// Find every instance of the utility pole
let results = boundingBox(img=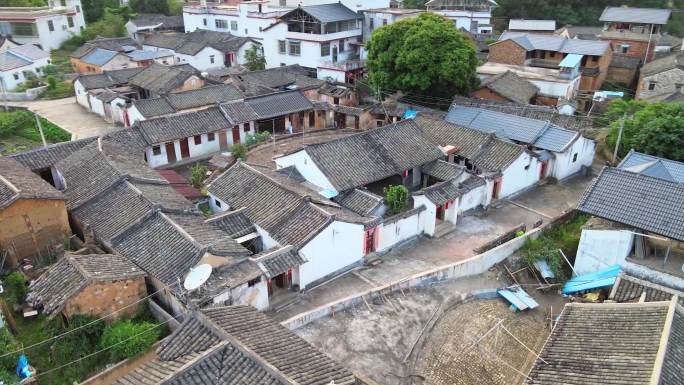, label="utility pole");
[34,112,47,147]
[0,79,8,112]
[612,113,626,165]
